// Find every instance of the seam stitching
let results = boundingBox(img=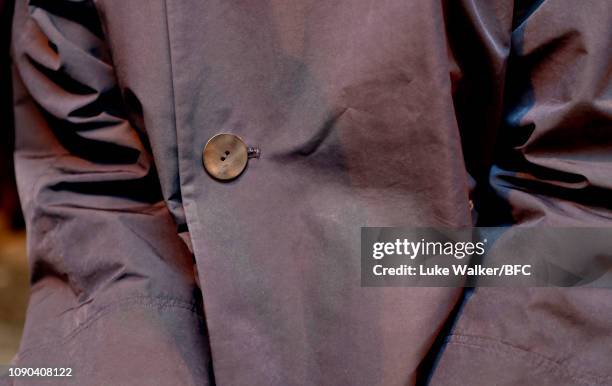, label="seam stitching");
[448,333,611,385]
[16,295,204,360]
